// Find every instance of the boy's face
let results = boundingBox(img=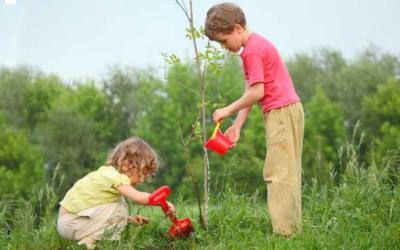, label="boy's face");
[212,24,244,53]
